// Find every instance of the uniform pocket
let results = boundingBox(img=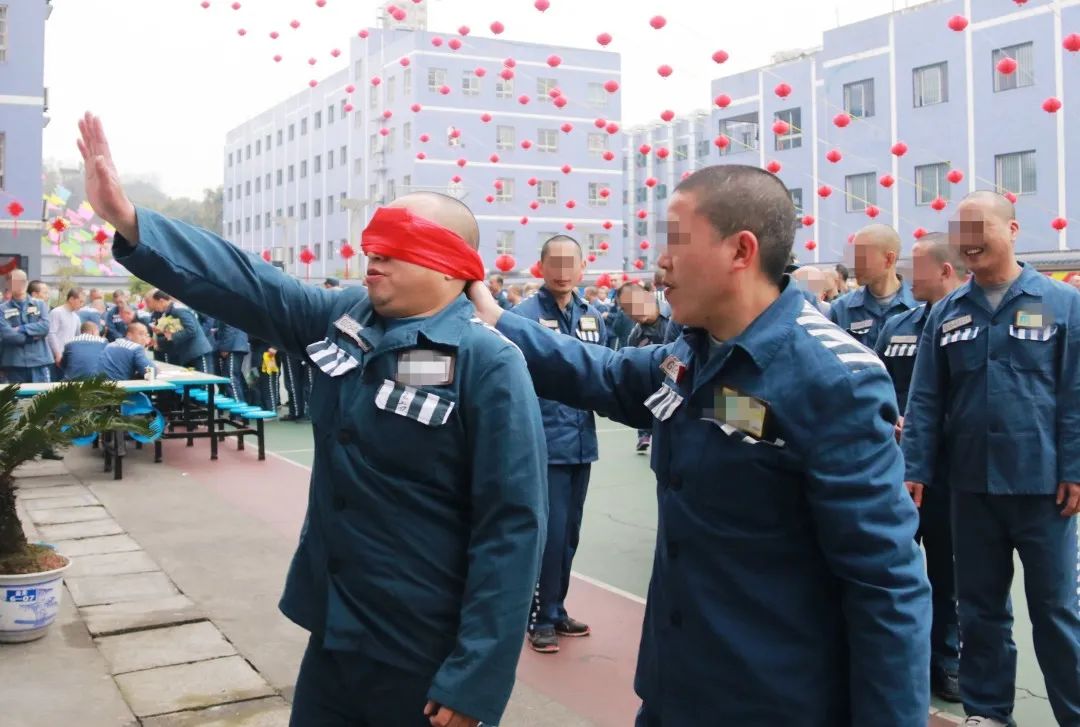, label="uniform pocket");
[939,326,983,372]
[1007,325,1057,372]
[373,379,454,426]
